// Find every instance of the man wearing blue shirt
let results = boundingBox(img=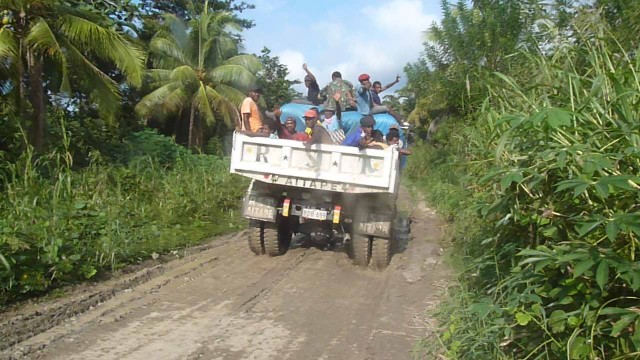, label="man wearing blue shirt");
[342,115,375,148]
[356,74,390,116]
